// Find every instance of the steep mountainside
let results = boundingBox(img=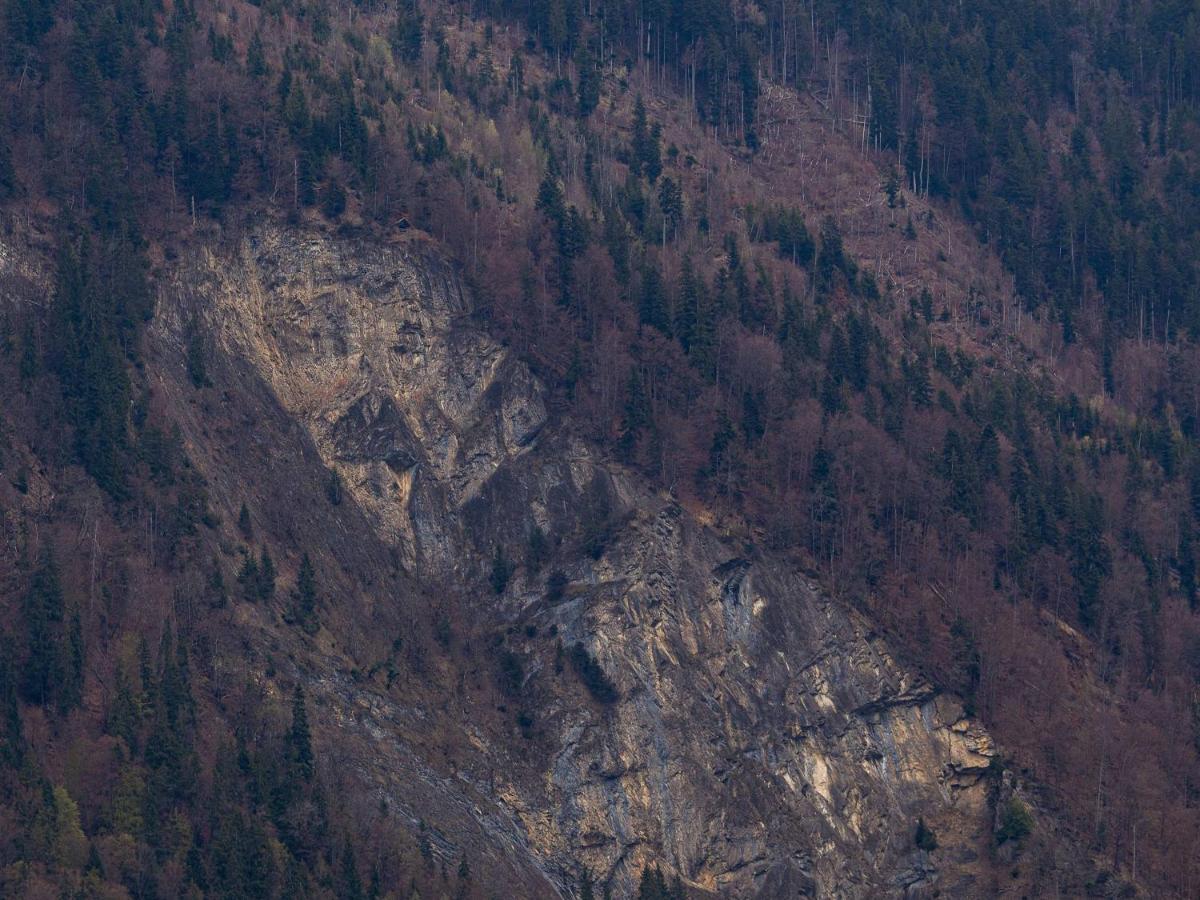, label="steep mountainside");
[2,0,1200,897]
[0,221,1015,897]
[153,224,1007,896]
